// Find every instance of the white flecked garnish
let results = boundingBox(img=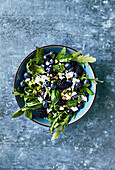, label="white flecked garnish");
[37,97,43,103]
[71,106,78,112]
